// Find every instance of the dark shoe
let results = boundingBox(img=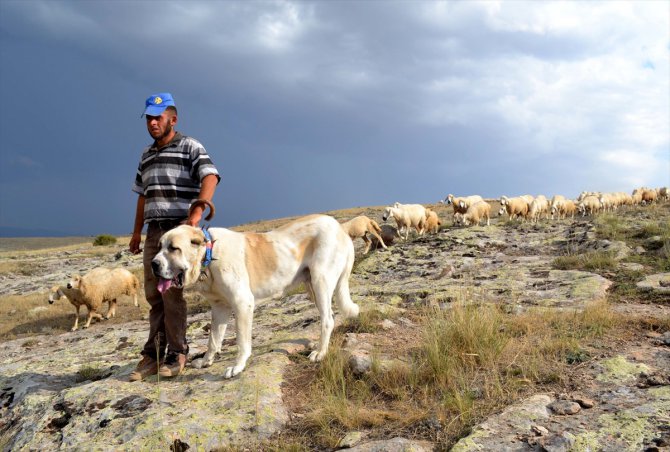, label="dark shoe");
[158,353,186,378]
[129,355,159,382]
